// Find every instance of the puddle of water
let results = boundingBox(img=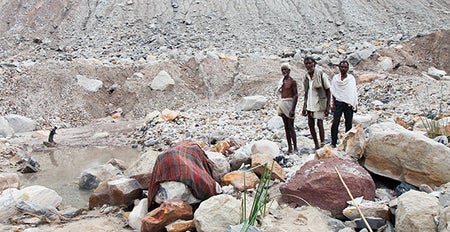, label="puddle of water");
[21,146,141,208]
